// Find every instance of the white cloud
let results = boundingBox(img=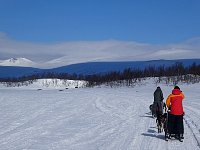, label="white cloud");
[0,32,200,68]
